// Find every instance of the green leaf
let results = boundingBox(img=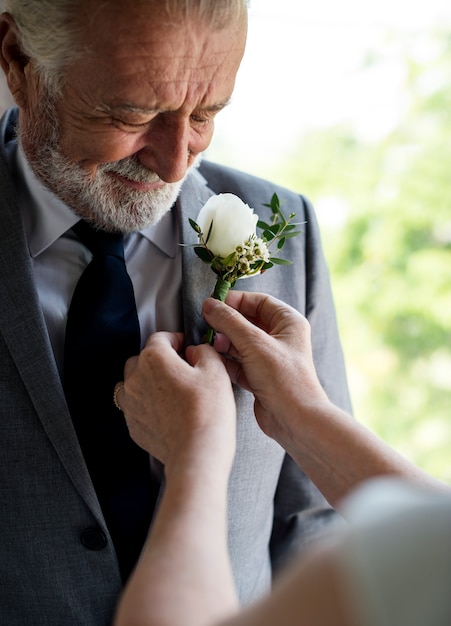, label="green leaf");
[284,223,304,232]
[283,230,303,239]
[270,193,281,212]
[193,246,213,263]
[257,220,272,230]
[267,223,282,235]
[189,218,202,234]
[262,229,276,242]
[262,193,281,213]
[277,237,286,249]
[221,251,237,266]
[270,257,292,266]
